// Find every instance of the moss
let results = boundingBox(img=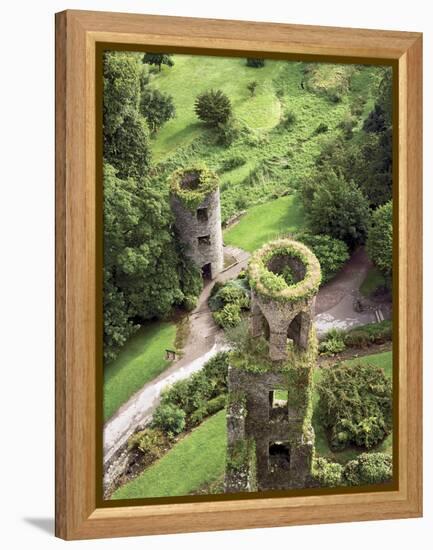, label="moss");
[169,164,219,210]
[248,239,321,304]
